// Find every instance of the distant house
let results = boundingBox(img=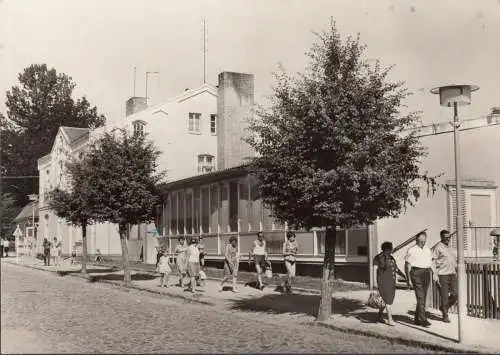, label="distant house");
[37,83,218,262]
[12,201,39,249]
